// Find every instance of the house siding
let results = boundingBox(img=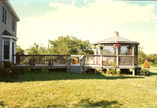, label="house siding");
[0,1,17,63]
